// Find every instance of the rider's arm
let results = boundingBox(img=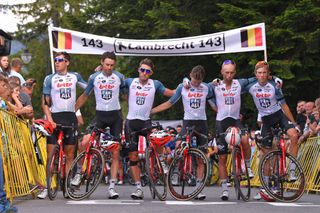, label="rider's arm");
[151,101,173,115]
[163,88,175,97]
[280,103,296,124]
[75,93,89,112]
